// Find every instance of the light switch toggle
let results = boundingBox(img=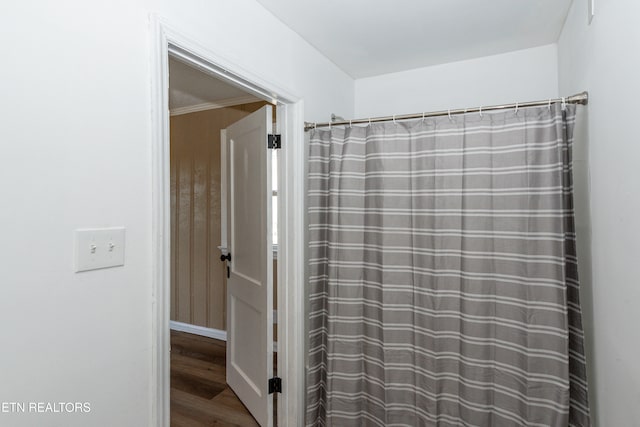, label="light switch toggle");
[75,228,126,272]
